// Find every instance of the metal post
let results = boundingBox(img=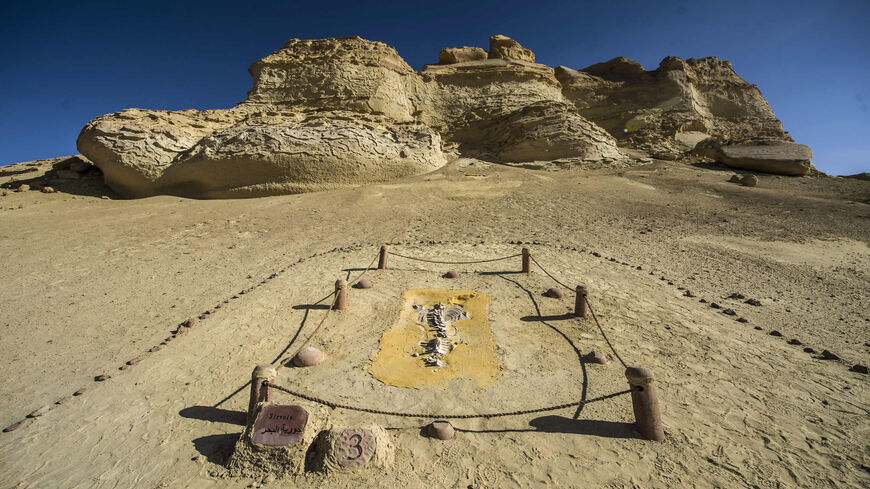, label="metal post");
[521,247,530,273]
[248,364,277,424]
[334,279,347,311]
[574,285,588,318]
[378,246,388,270]
[624,366,665,441]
